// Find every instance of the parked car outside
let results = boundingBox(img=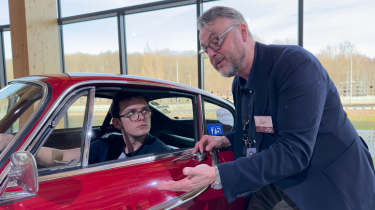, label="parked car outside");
[0,73,245,209]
